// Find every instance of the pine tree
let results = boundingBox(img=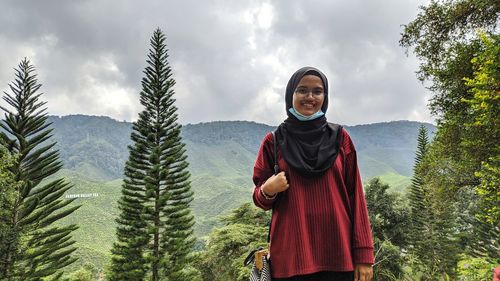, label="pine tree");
[109,29,196,281]
[407,125,439,277]
[0,59,80,280]
[408,125,428,243]
[409,125,460,278]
